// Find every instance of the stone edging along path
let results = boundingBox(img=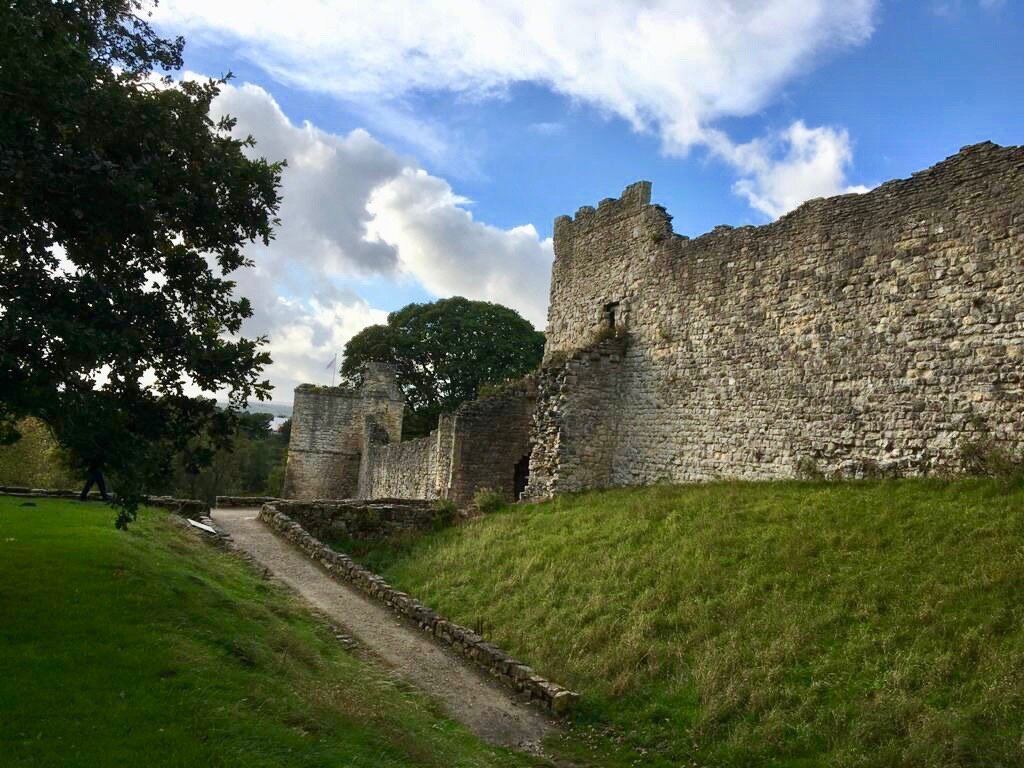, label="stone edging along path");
[259,501,580,716]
